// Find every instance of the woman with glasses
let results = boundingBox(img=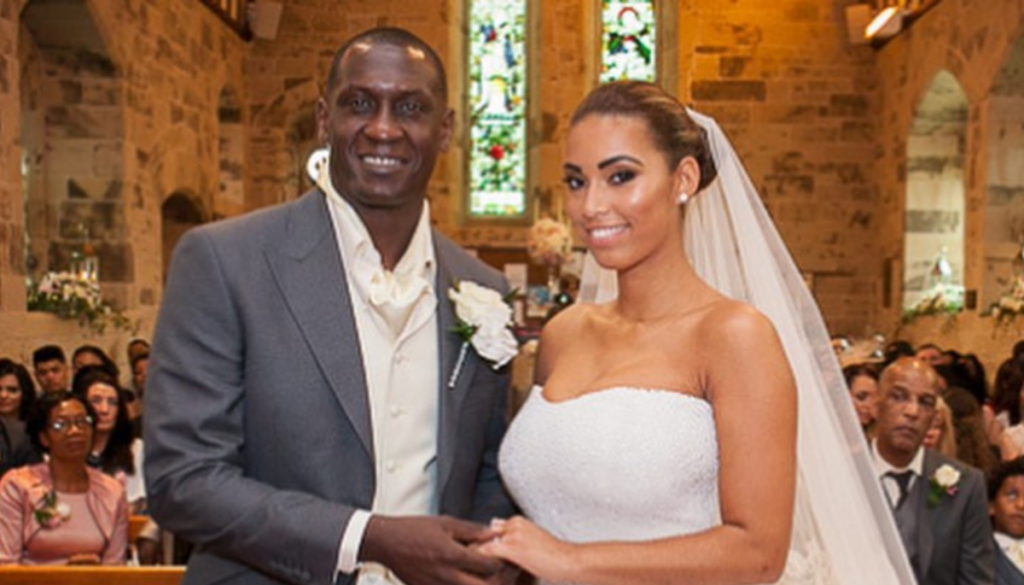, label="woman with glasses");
[0,391,127,564]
